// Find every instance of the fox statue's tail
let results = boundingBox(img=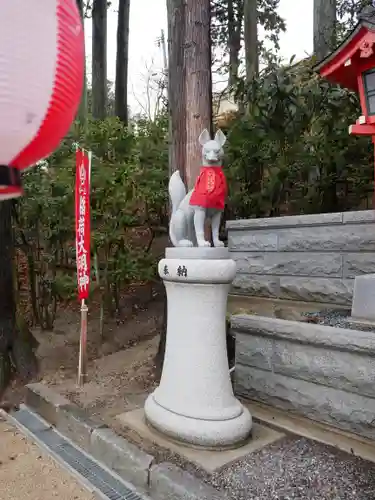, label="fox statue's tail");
[169,171,186,214]
[168,171,186,247]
